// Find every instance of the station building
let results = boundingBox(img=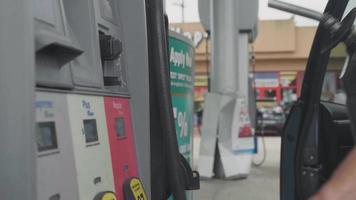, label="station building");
[170,19,319,108]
